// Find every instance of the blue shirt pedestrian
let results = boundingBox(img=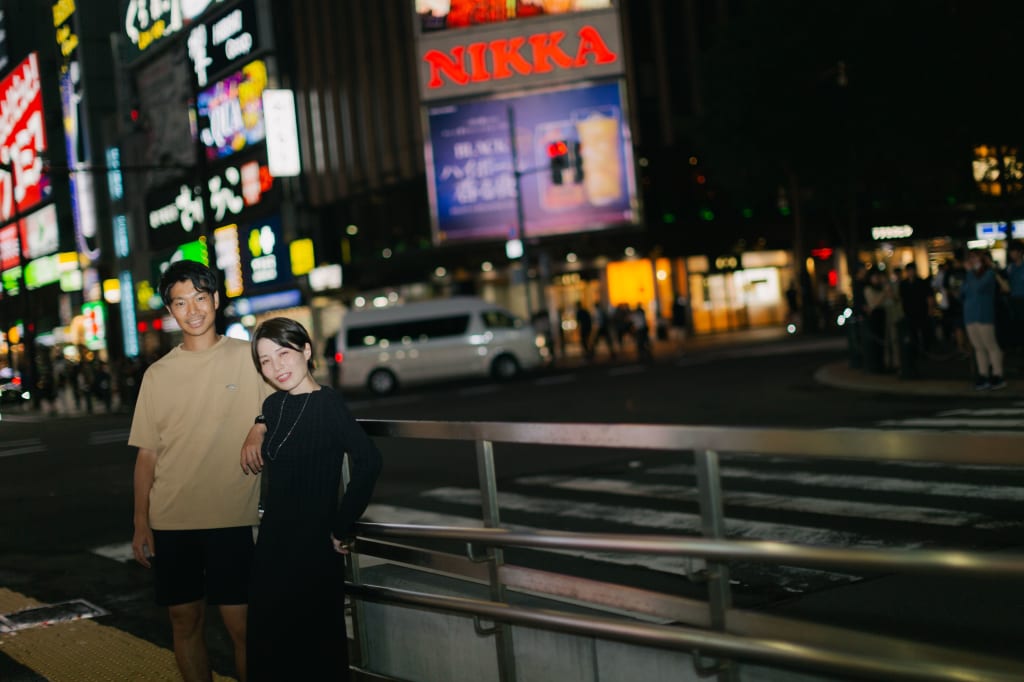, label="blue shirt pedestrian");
[962,268,997,325]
